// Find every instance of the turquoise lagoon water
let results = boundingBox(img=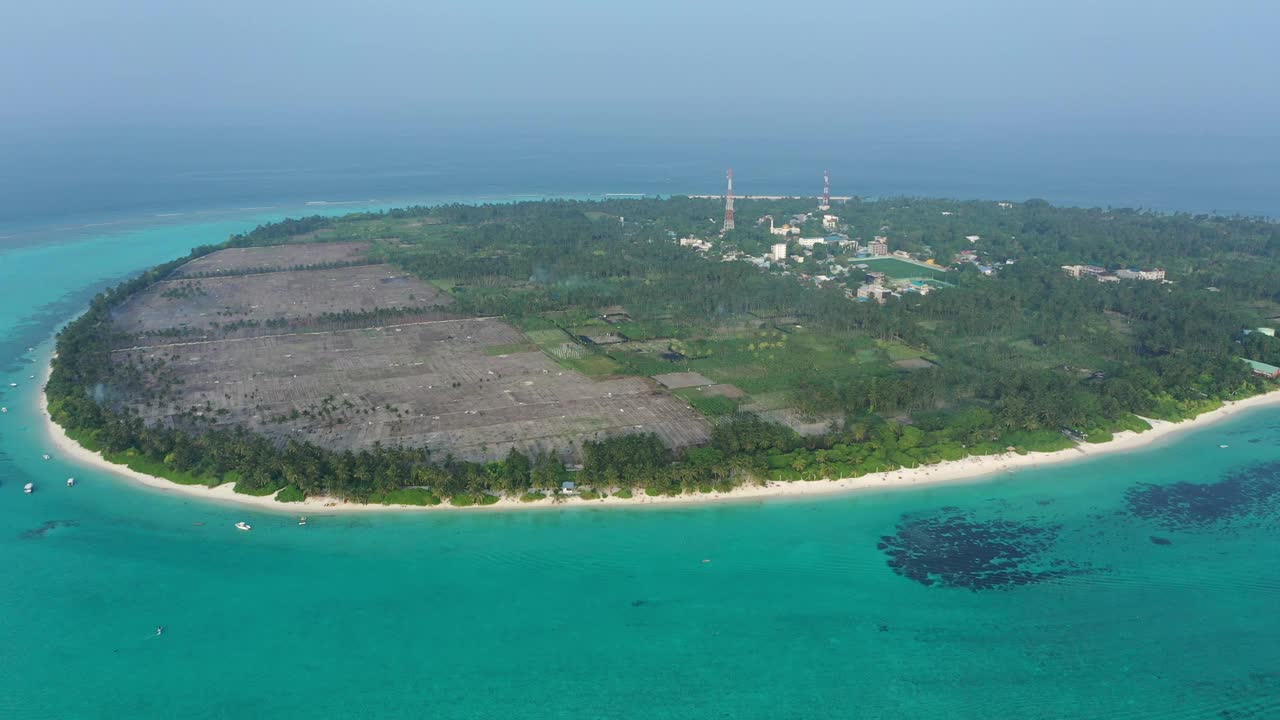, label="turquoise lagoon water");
[2,209,1279,719]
